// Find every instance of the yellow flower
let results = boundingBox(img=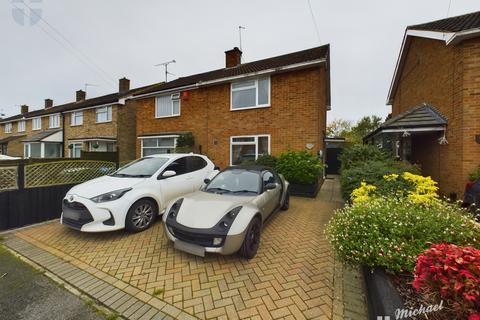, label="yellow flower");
[402,172,439,204]
[383,173,399,181]
[351,181,377,204]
